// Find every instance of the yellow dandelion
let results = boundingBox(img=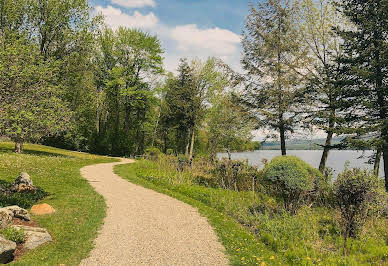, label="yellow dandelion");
[260,262,266,266]
[270,256,275,260]
[306,257,311,260]
[241,257,245,261]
